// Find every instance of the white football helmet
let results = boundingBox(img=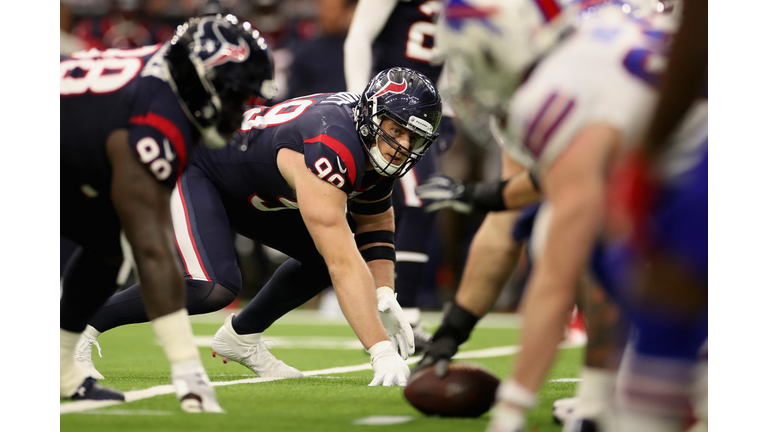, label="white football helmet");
[435,0,577,145]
